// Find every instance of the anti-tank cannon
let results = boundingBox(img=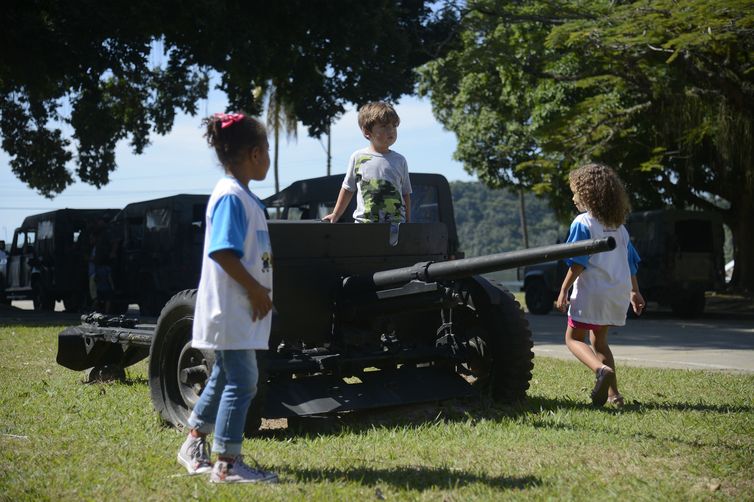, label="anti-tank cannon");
[57,173,616,435]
